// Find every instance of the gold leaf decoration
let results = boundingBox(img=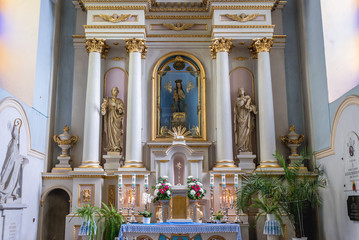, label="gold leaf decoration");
[225,13,259,22]
[234,57,248,61]
[98,14,132,23]
[162,22,195,31]
[110,57,125,61]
